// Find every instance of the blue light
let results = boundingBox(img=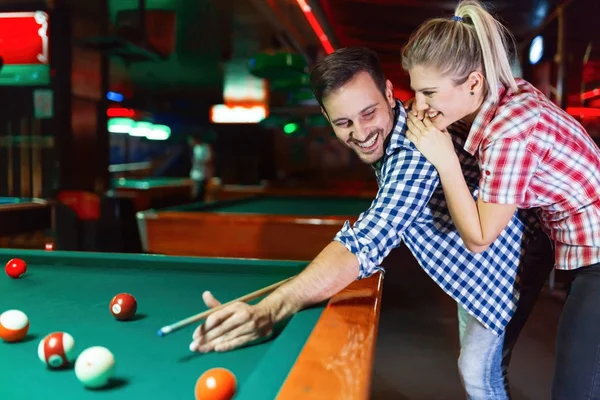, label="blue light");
[107,91,124,102]
[529,36,544,65]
